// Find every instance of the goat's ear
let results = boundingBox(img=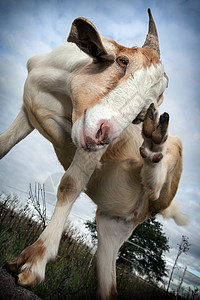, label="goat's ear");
[67,17,115,61]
